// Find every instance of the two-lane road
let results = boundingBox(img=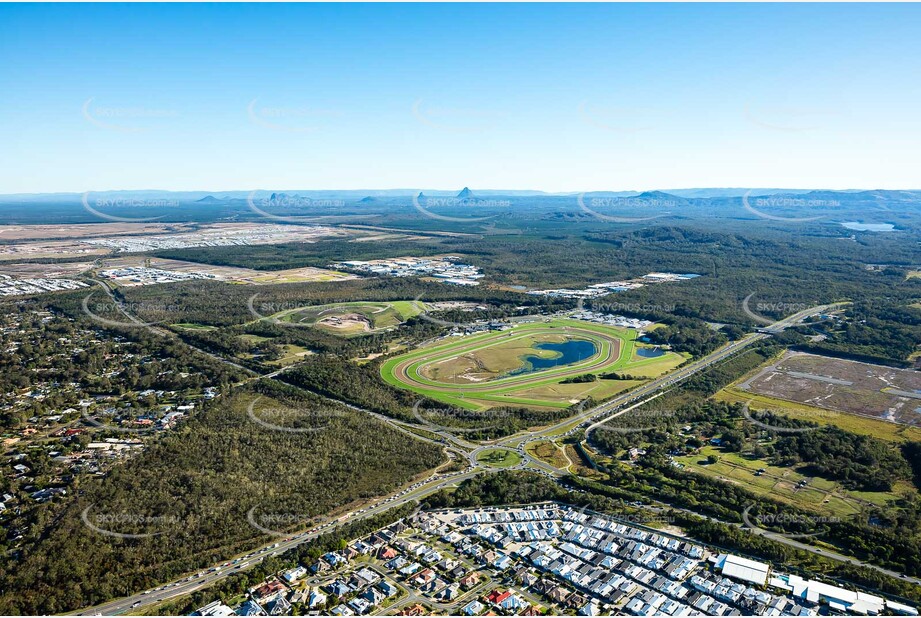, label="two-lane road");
[74,301,846,615]
[75,469,482,616]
